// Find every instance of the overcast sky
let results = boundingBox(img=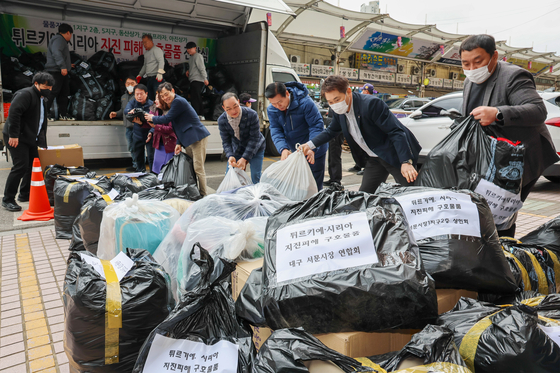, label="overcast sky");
[325,0,560,56]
